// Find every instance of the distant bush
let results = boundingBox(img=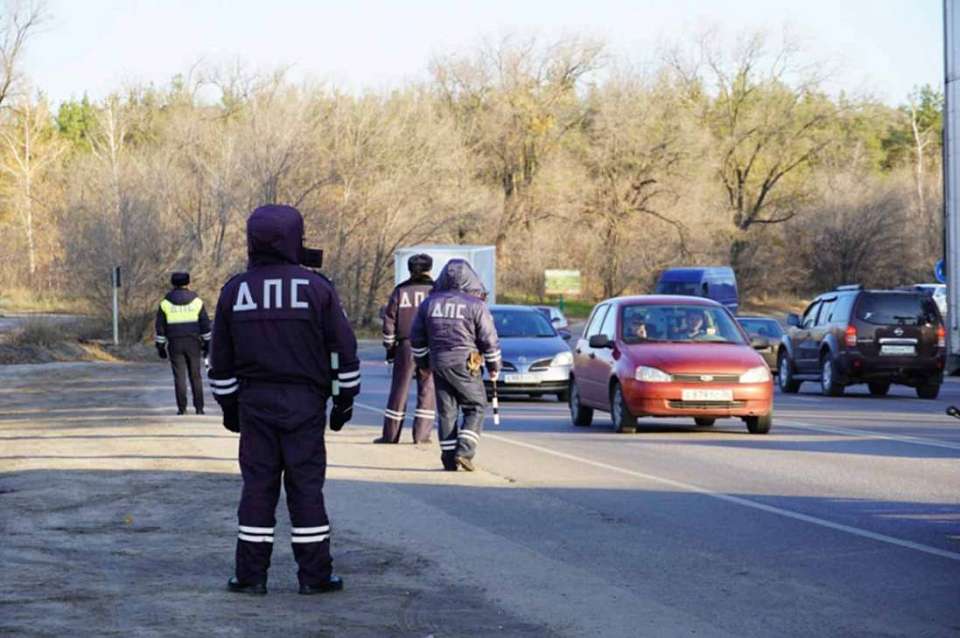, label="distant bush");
[11,318,73,347]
